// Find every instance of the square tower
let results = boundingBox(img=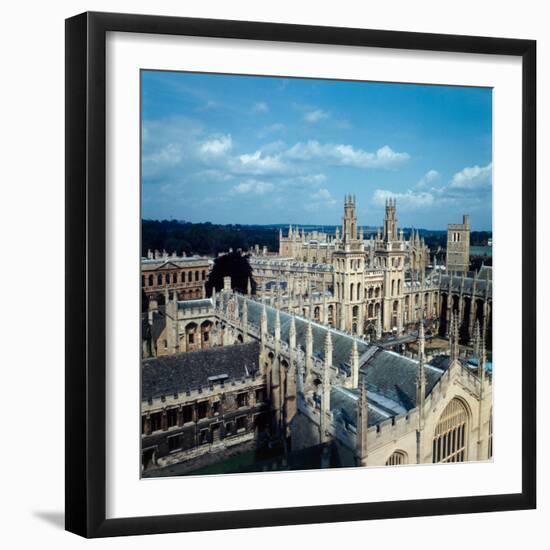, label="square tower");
[446,215,470,273]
